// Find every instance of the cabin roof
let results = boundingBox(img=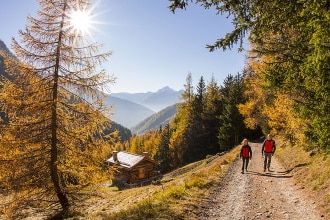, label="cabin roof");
[106,151,157,169]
